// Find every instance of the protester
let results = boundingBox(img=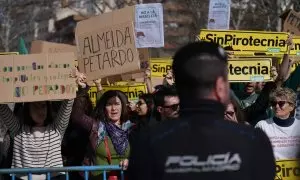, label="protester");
[0,73,83,180]
[128,41,275,180]
[71,89,133,180]
[129,94,157,145]
[255,87,300,160]
[61,82,94,179]
[162,70,175,88]
[225,98,248,125]
[154,86,179,121]
[240,82,260,108]
[135,94,156,128]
